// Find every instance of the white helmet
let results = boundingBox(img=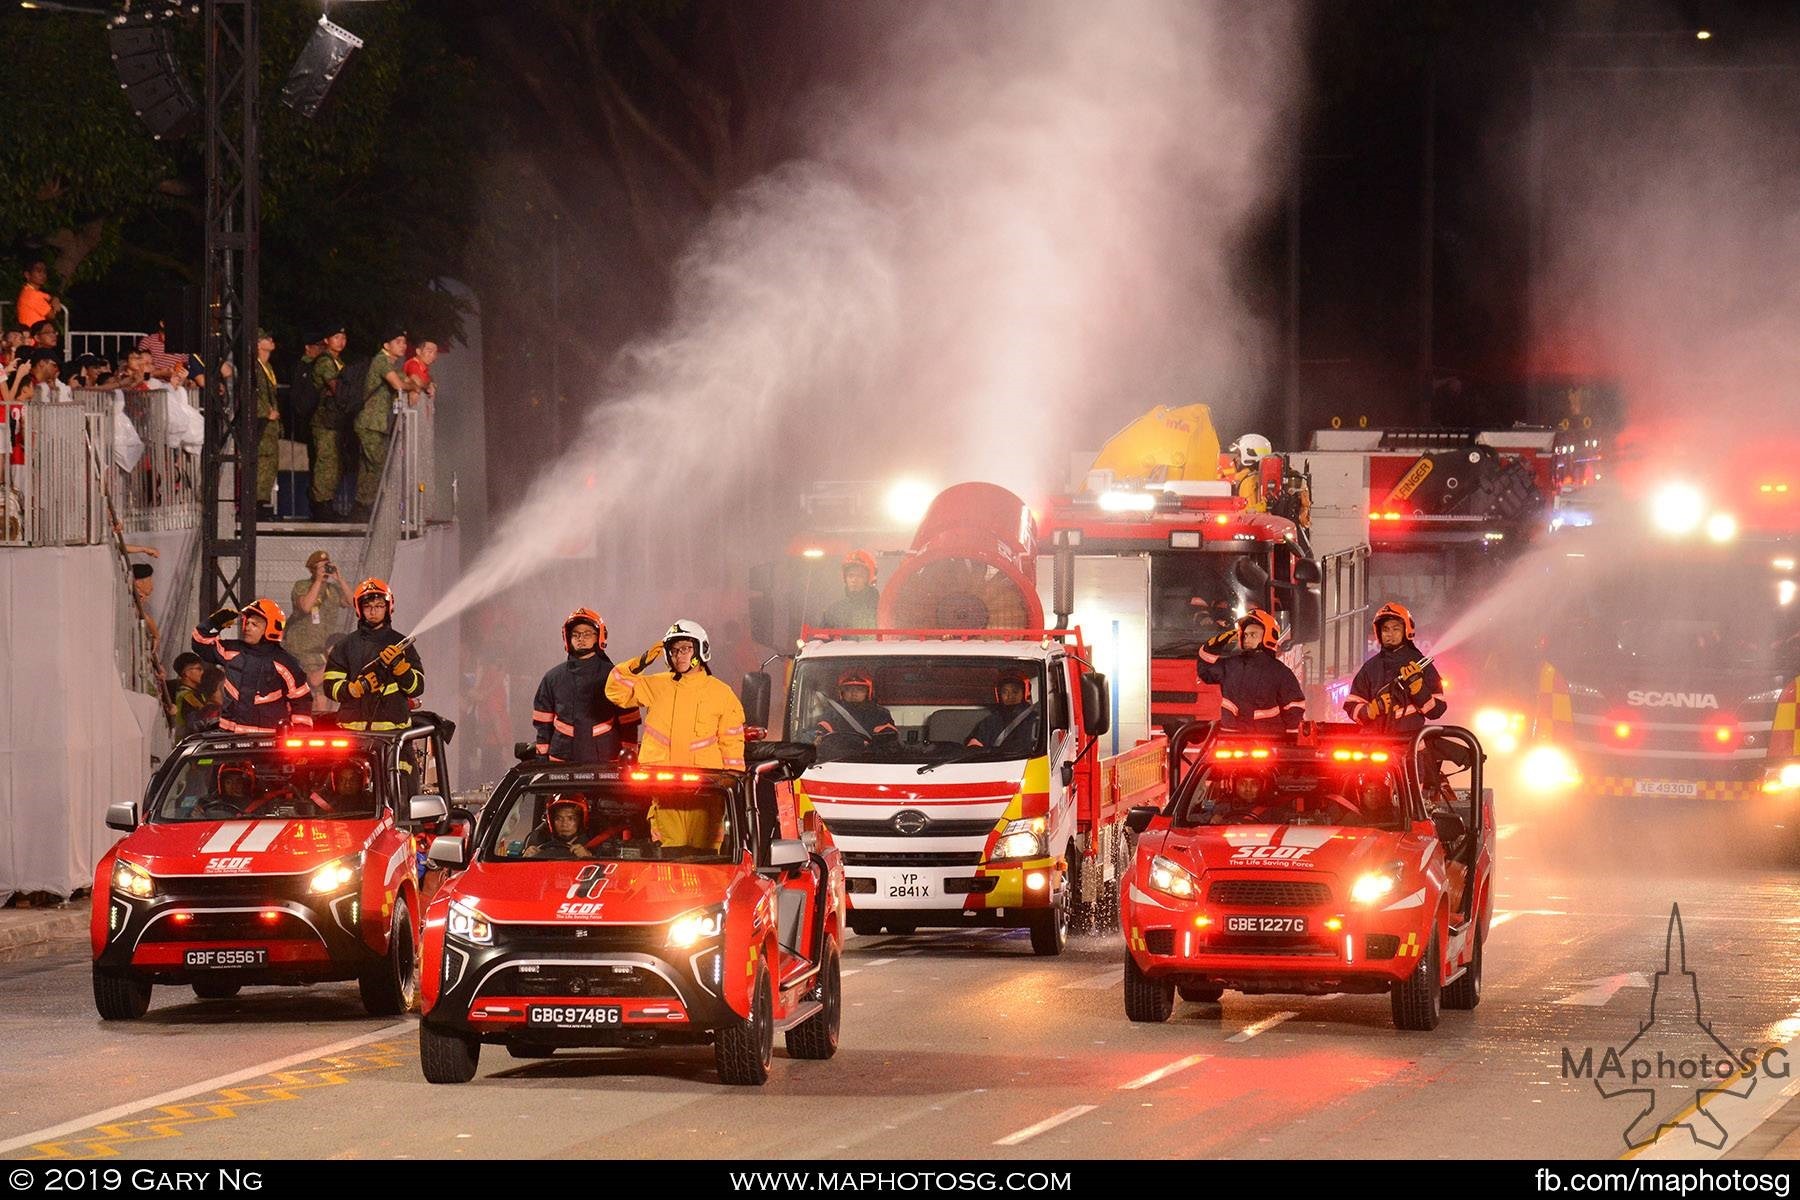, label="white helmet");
[1230,433,1272,468]
[663,619,711,663]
